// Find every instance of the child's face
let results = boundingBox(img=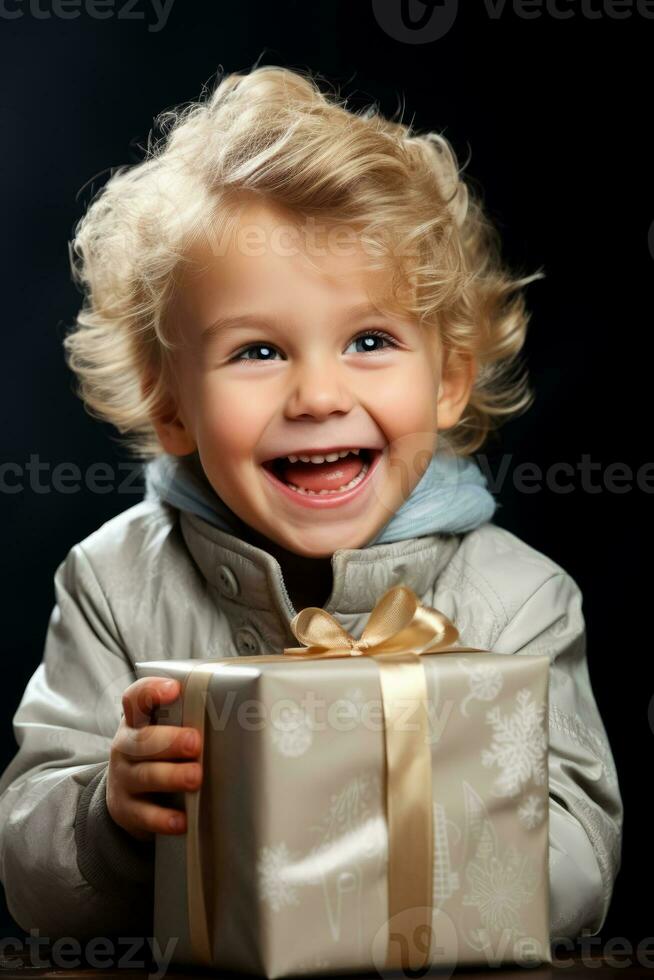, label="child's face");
[152,200,473,558]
